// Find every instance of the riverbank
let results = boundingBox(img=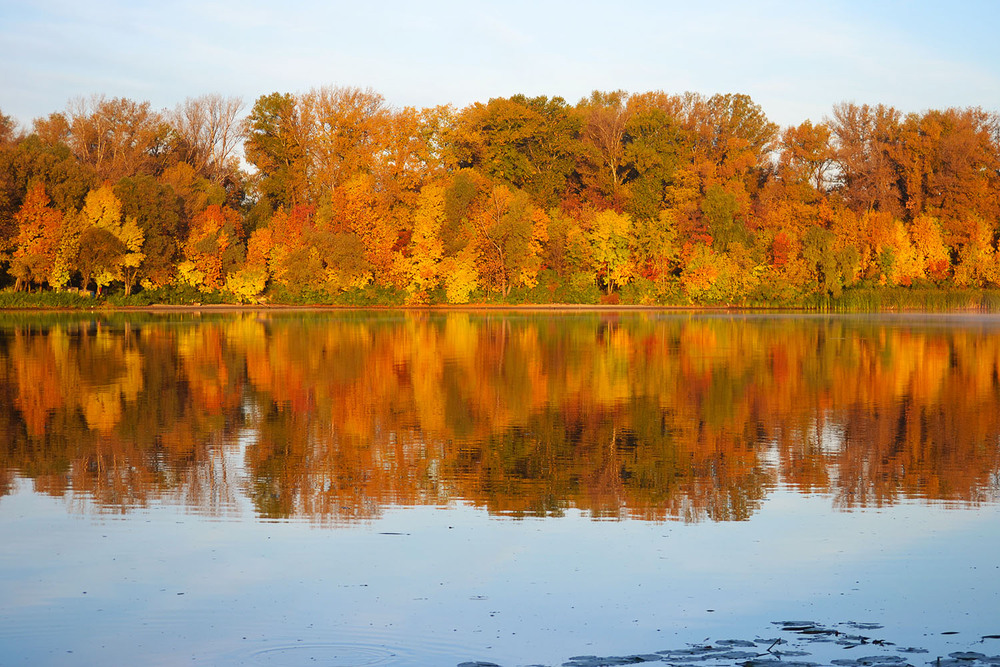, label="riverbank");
[4,285,1000,313]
